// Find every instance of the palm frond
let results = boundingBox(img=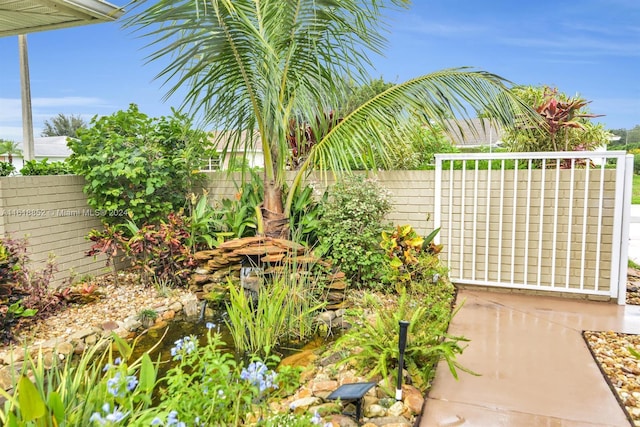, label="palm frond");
[301,68,541,176]
[127,0,409,182]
